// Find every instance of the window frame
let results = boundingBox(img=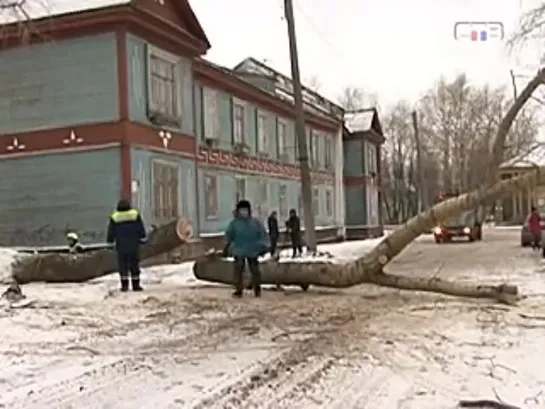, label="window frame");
[235,176,246,204]
[325,188,333,217]
[233,99,246,144]
[279,184,288,220]
[203,87,219,140]
[147,45,181,121]
[277,119,288,161]
[312,188,320,216]
[204,173,219,220]
[257,111,268,154]
[151,159,180,222]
